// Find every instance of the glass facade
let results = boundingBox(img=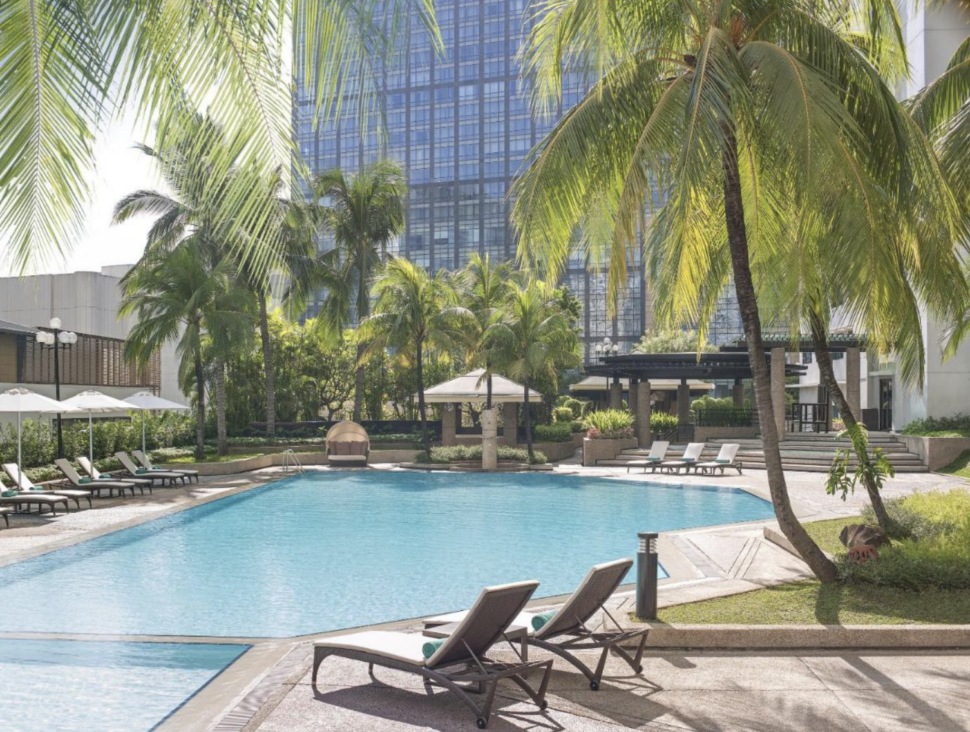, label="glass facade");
[293,0,648,357]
